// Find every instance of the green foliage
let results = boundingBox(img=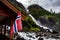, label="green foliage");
[28,4,60,25]
[8,0,26,14]
[28,4,53,19]
[54,13,60,22]
[8,1,60,32]
[22,16,40,32]
[27,4,60,32]
[8,0,41,32]
[30,27,40,31]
